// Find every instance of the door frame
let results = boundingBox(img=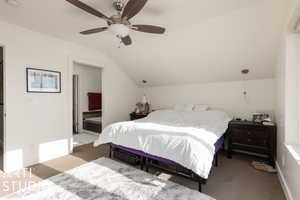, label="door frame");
[0,45,6,172]
[68,56,103,153]
[72,74,79,135]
